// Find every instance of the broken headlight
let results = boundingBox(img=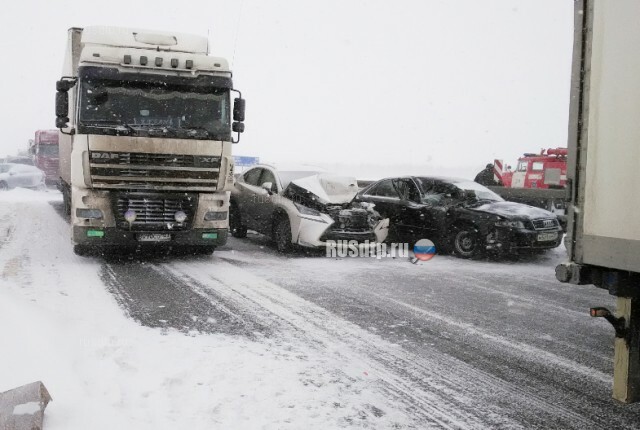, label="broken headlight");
[294,202,322,217]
